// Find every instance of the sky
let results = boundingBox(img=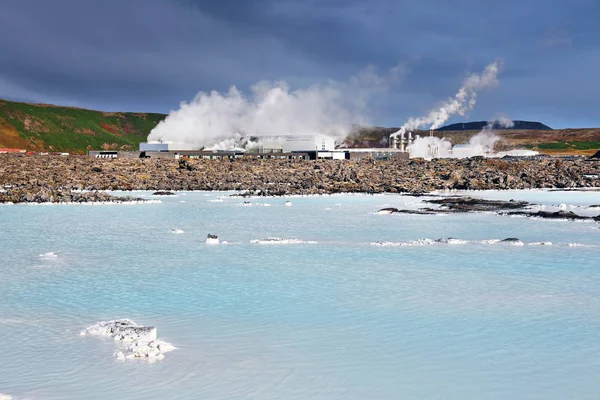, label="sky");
[0,0,598,129]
